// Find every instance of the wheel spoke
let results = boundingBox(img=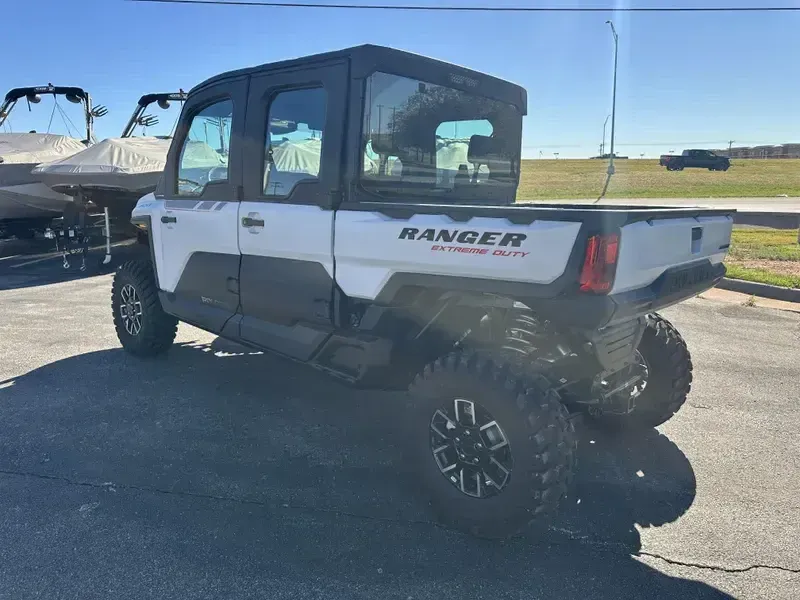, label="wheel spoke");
[454,399,476,426]
[479,420,508,451]
[431,409,456,440]
[485,457,510,490]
